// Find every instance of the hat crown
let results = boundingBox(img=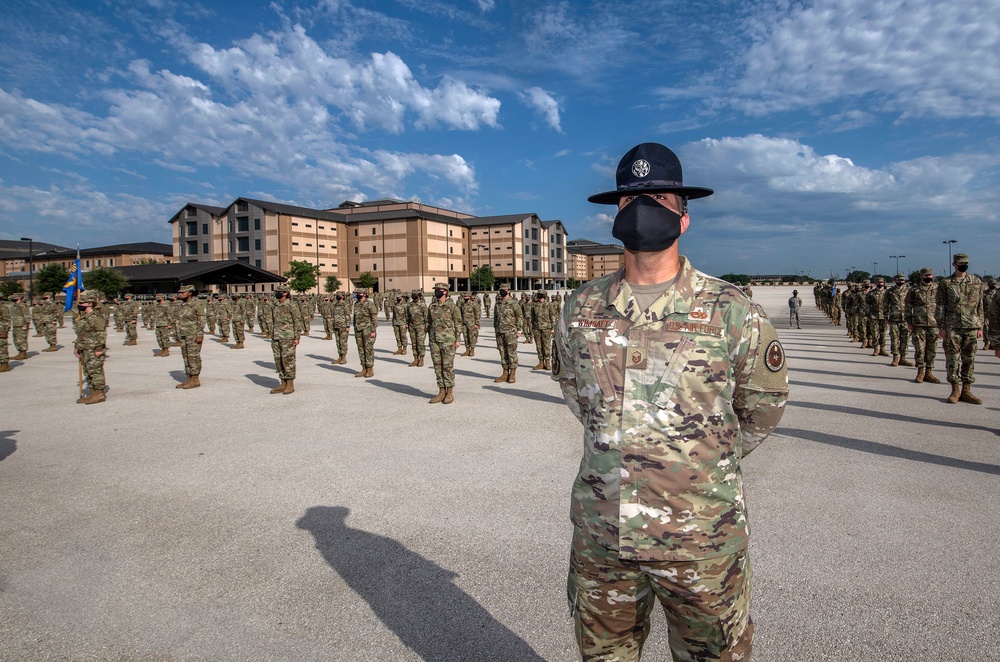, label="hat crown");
[616,143,683,191]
